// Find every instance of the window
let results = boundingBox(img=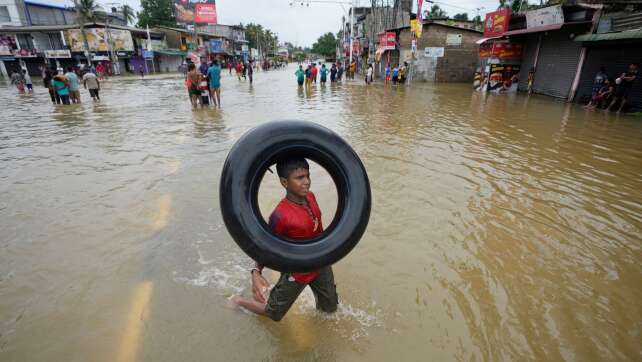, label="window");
[48,33,63,49]
[16,34,34,49]
[0,6,11,23]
